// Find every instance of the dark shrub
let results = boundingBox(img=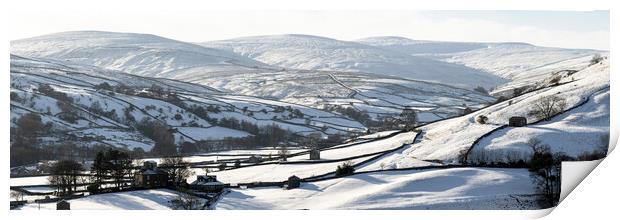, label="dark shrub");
[335,161,355,177]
